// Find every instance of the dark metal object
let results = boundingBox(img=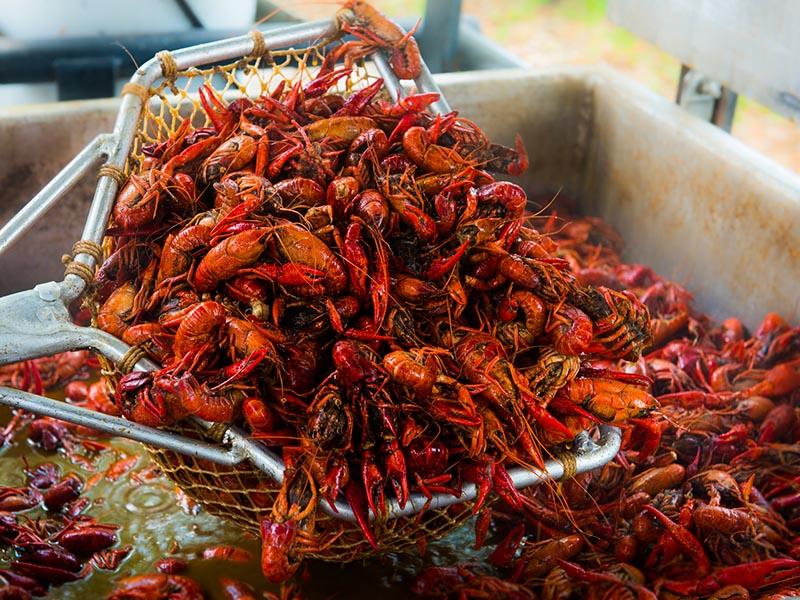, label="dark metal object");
[54,57,120,101]
[0,29,282,85]
[0,5,525,101]
[417,0,462,73]
[456,18,526,70]
[173,0,203,28]
[676,65,738,132]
